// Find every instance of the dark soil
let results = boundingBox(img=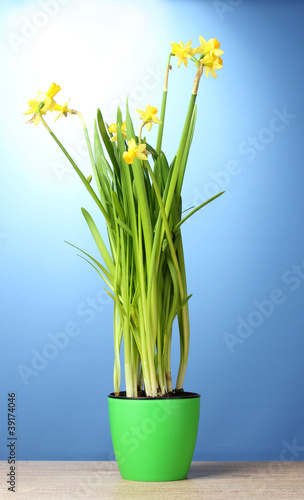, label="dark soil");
[108,390,200,399]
